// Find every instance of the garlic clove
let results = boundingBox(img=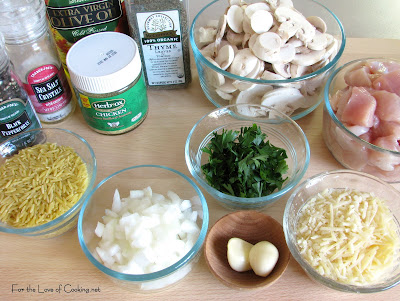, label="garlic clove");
[227,237,253,272]
[249,241,279,277]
